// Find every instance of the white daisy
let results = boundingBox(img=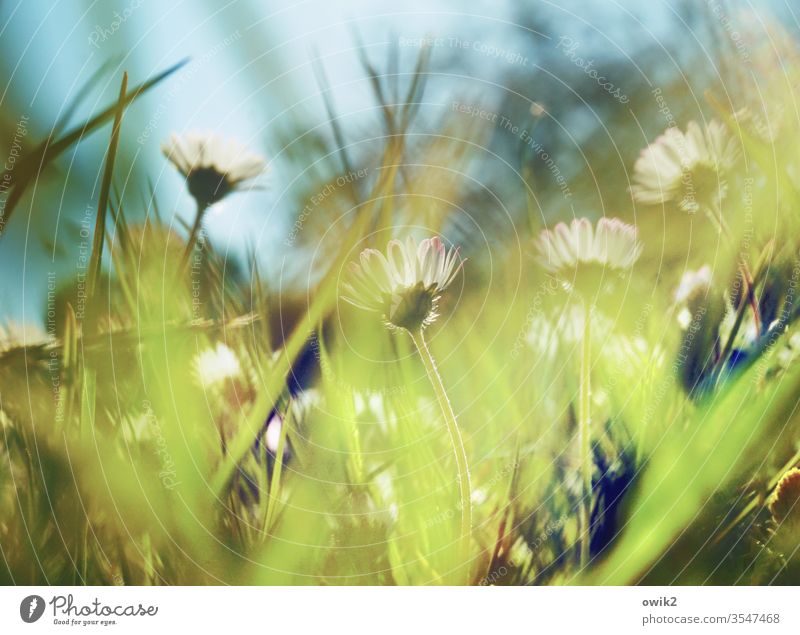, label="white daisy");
[674,265,712,304]
[265,414,283,454]
[342,236,463,331]
[162,132,267,207]
[0,322,50,350]
[534,217,642,275]
[675,266,713,330]
[631,120,740,214]
[776,332,800,371]
[193,342,242,389]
